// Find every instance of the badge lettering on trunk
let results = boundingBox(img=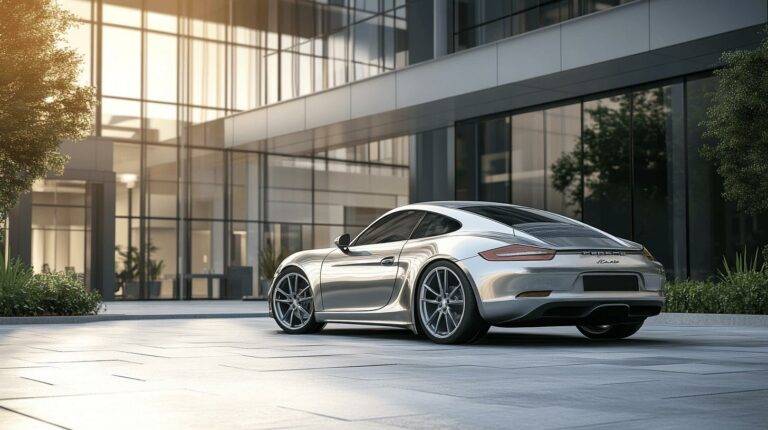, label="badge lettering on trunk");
[596,258,619,264]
